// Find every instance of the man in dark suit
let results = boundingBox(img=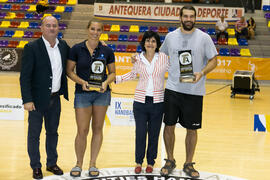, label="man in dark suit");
[20,16,69,179]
